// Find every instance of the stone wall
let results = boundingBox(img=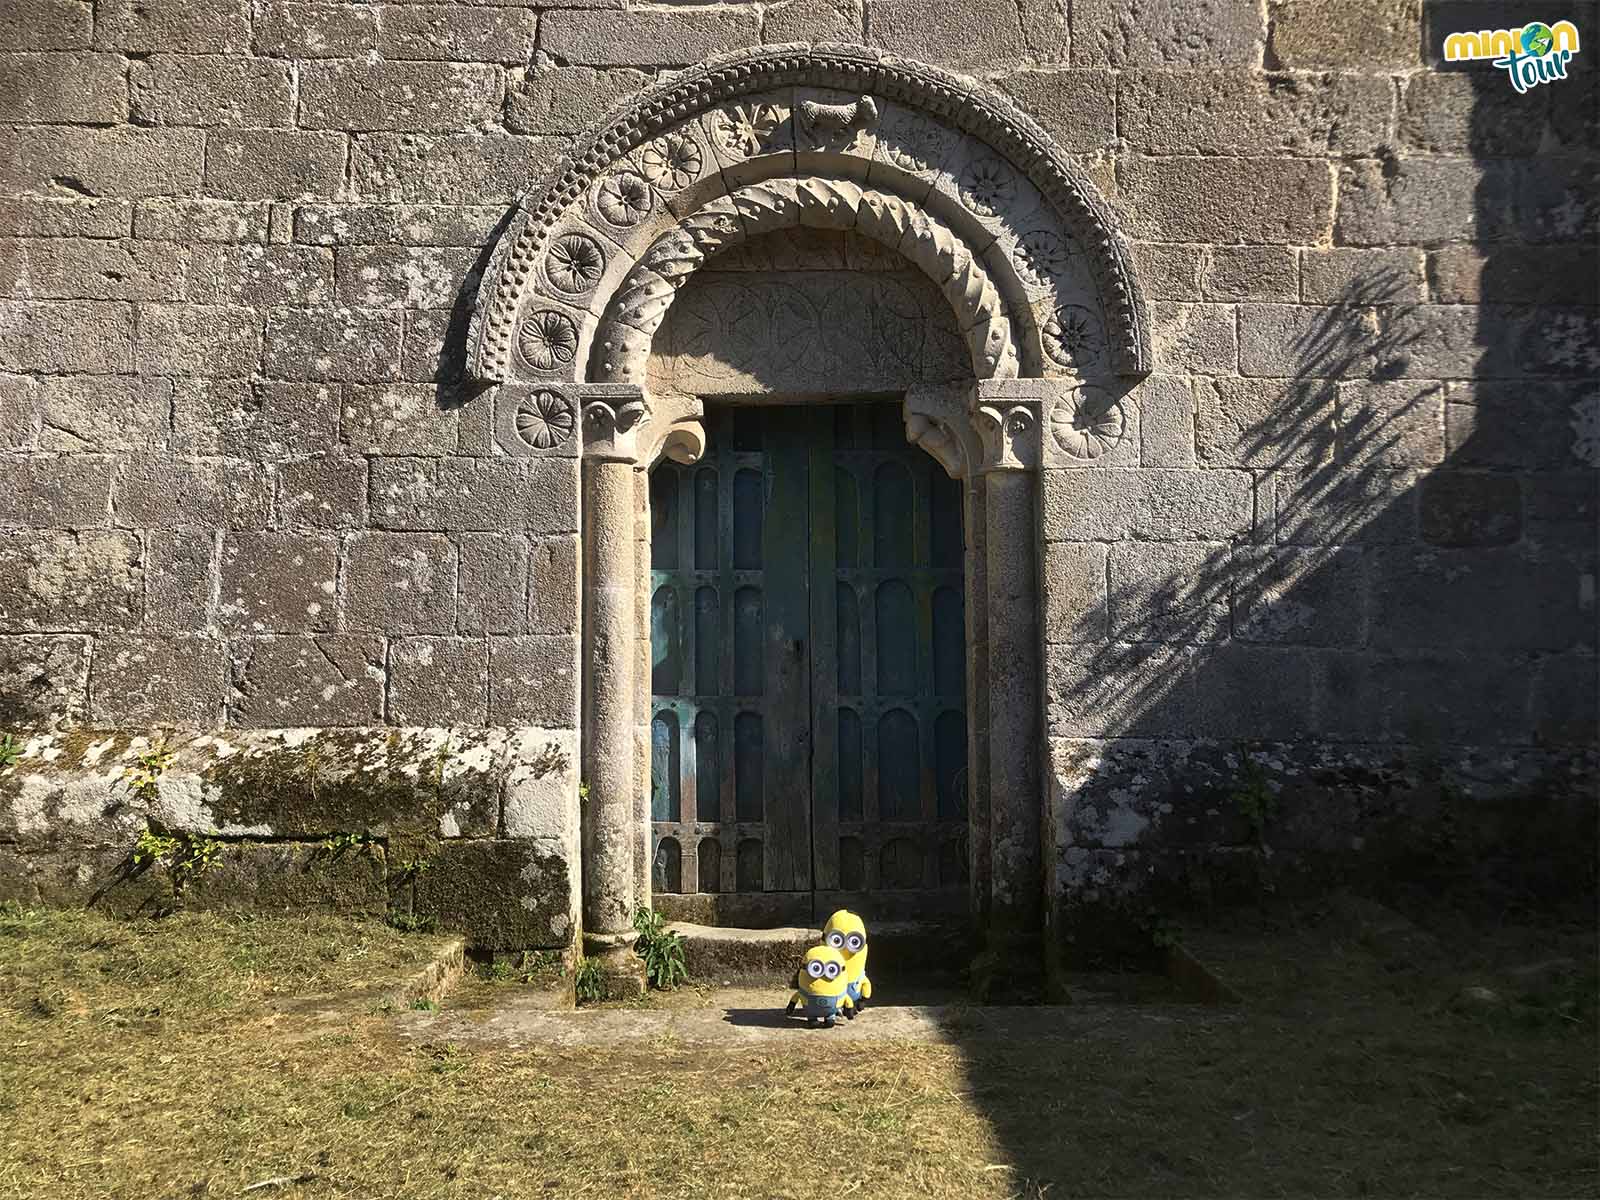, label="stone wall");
[0,0,1594,950]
